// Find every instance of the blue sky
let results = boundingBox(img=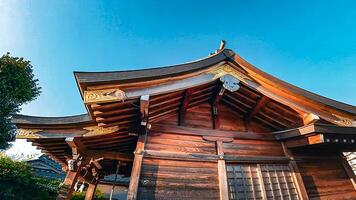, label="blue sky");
[1,0,356,117]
